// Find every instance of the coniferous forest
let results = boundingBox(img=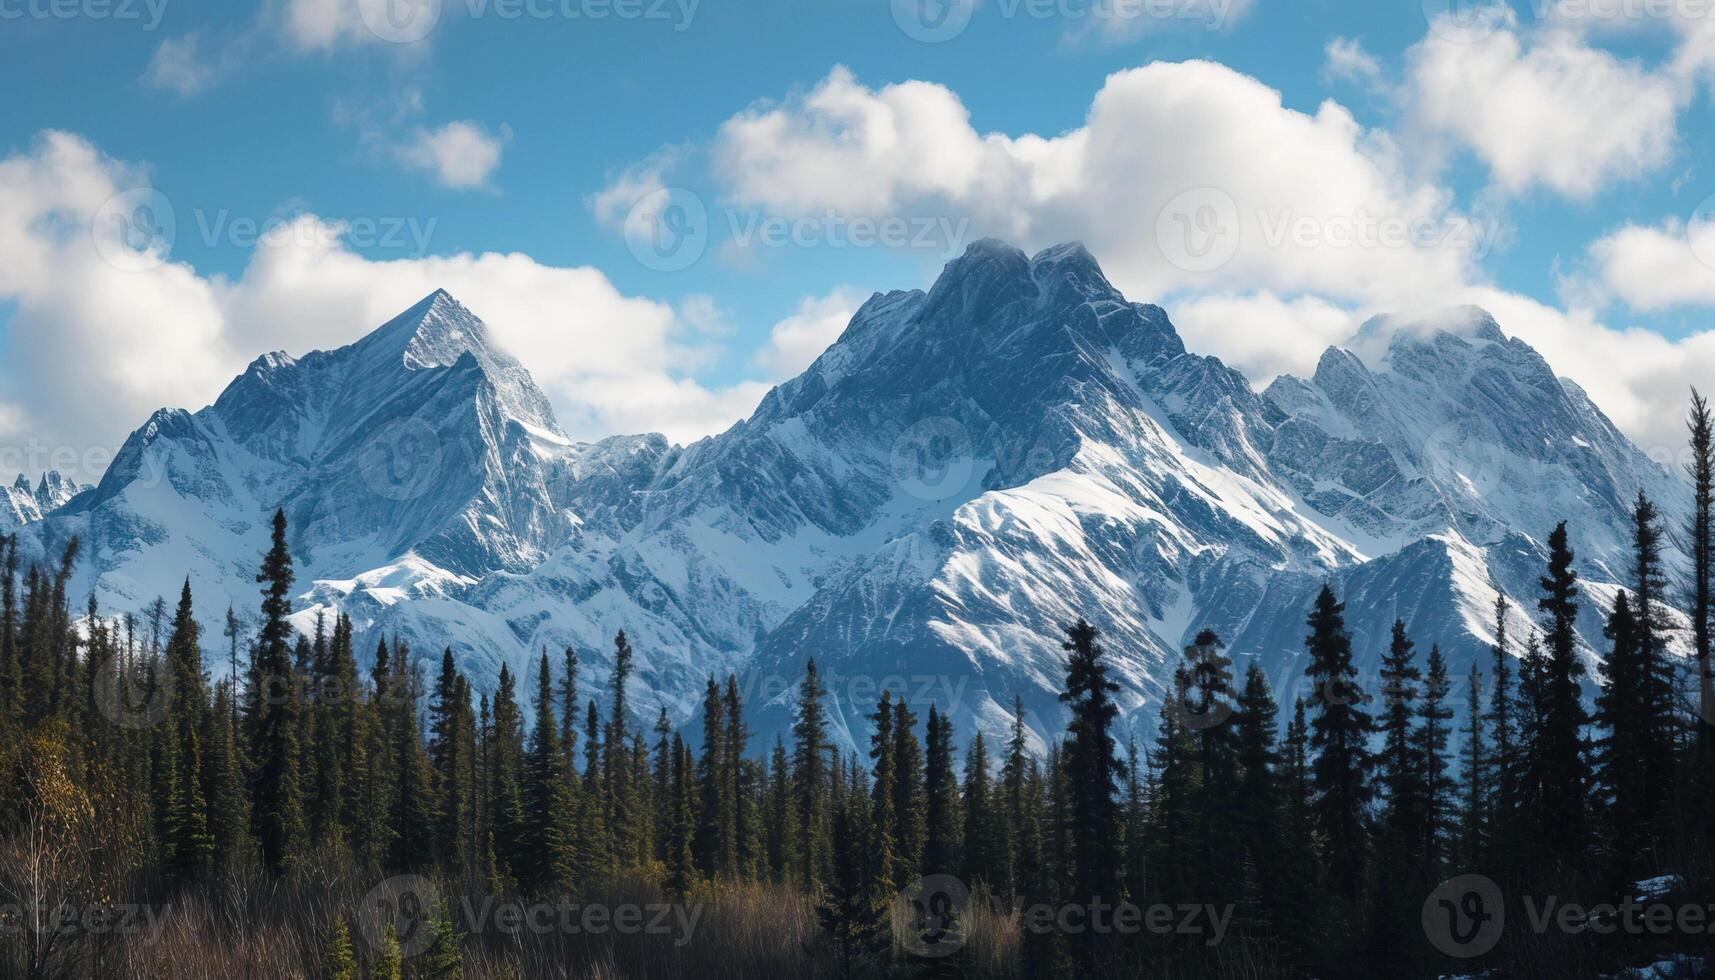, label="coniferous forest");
[7,397,1715,979]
